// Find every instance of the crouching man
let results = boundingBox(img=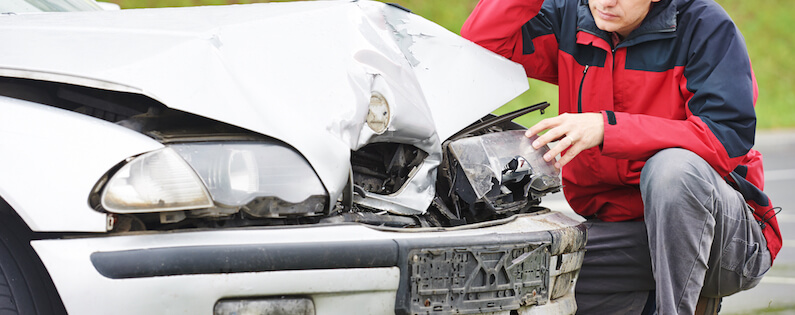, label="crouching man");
[461,0,782,313]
